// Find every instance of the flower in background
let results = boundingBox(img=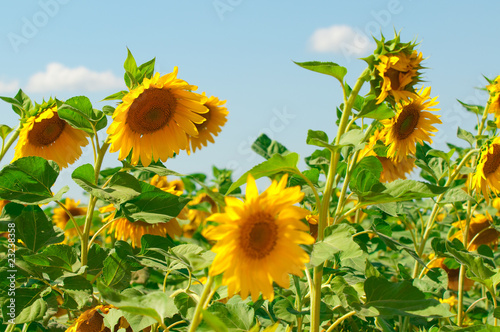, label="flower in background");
[203,174,314,301]
[187,94,228,153]
[107,69,208,166]
[52,198,87,241]
[427,256,474,291]
[183,192,218,237]
[381,86,441,162]
[449,213,499,251]
[472,137,500,201]
[13,105,89,168]
[486,75,500,127]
